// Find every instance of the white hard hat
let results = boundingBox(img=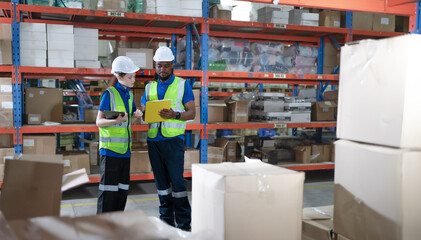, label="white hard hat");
[111,56,140,75]
[153,46,175,62]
